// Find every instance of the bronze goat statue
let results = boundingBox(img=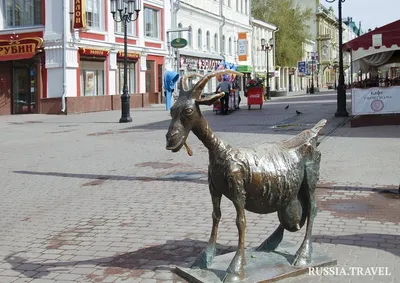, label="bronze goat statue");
[165,69,327,281]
